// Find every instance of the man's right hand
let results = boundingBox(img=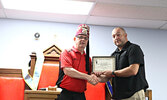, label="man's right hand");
[87,74,99,85]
